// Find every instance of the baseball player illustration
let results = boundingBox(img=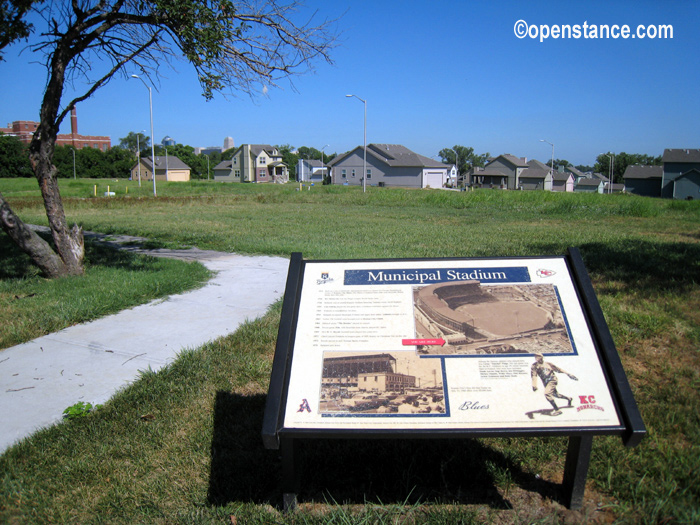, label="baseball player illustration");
[530,353,578,416]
